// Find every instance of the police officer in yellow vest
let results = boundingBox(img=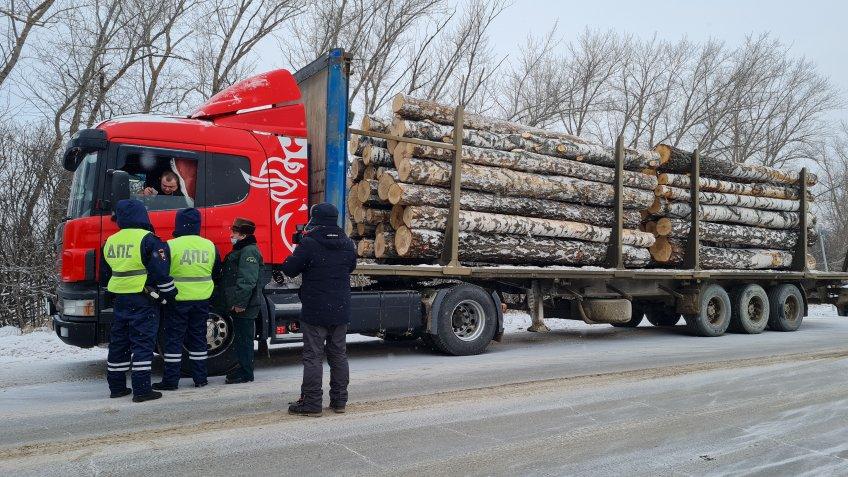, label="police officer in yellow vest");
[154,208,221,390]
[100,199,177,403]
